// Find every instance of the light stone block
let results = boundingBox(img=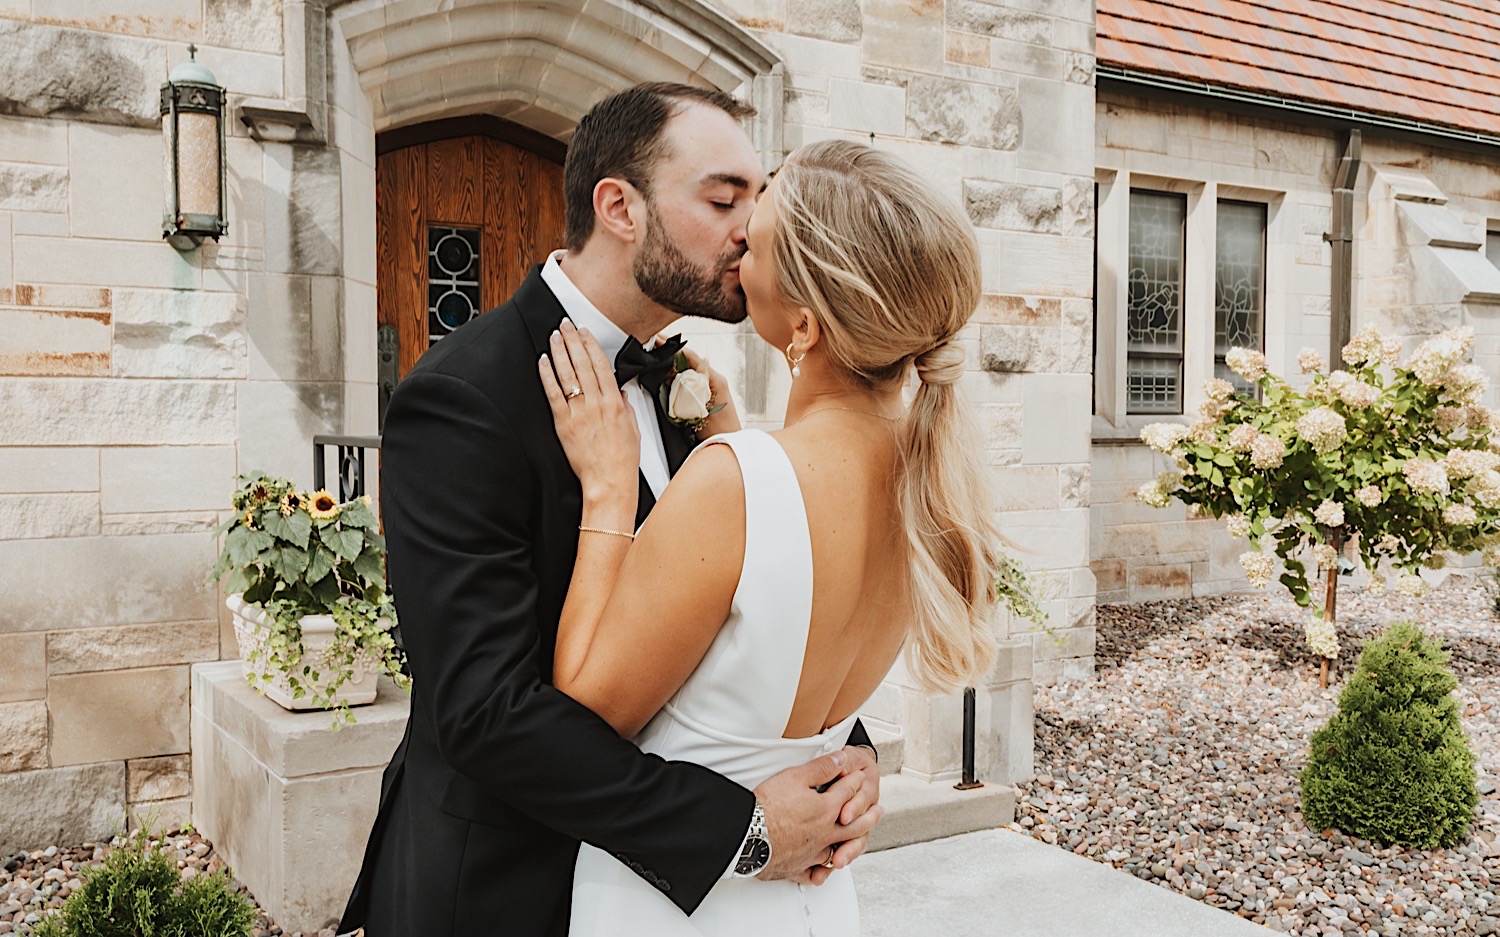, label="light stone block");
[0,447,99,493]
[0,533,216,632]
[946,0,1051,44]
[946,29,989,67]
[965,179,1063,234]
[1022,373,1091,463]
[0,213,11,291]
[1017,77,1094,176]
[205,0,284,54]
[246,273,339,382]
[0,161,68,213]
[0,492,99,539]
[0,762,126,854]
[237,379,344,485]
[67,123,161,240]
[0,633,46,702]
[787,0,860,42]
[13,235,200,290]
[102,510,222,536]
[0,700,48,771]
[827,78,905,137]
[0,21,166,127]
[0,306,111,376]
[906,74,1019,149]
[101,446,237,514]
[990,464,1059,512]
[127,753,192,802]
[343,279,379,385]
[0,116,68,165]
[128,795,192,833]
[49,665,190,765]
[32,0,200,40]
[980,678,1034,784]
[0,378,235,446]
[763,32,865,81]
[112,287,247,379]
[991,232,1093,297]
[12,284,111,308]
[193,661,409,933]
[48,619,219,675]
